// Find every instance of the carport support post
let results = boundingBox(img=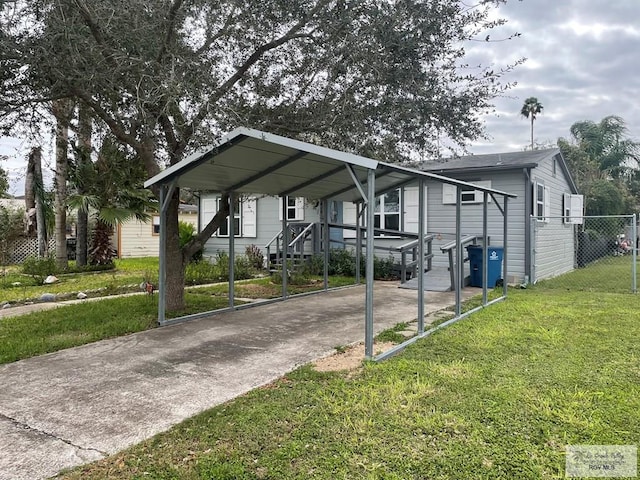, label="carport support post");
[228,192,235,308]
[322,199,329,290]
[355,202,361,284]
[417,178,425,334]
[632,213,637,293]
[455,186,462,316]
[482,192,489,305]
[503,196,509,297]
[282,197,289,299]
[365,169,376,359]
